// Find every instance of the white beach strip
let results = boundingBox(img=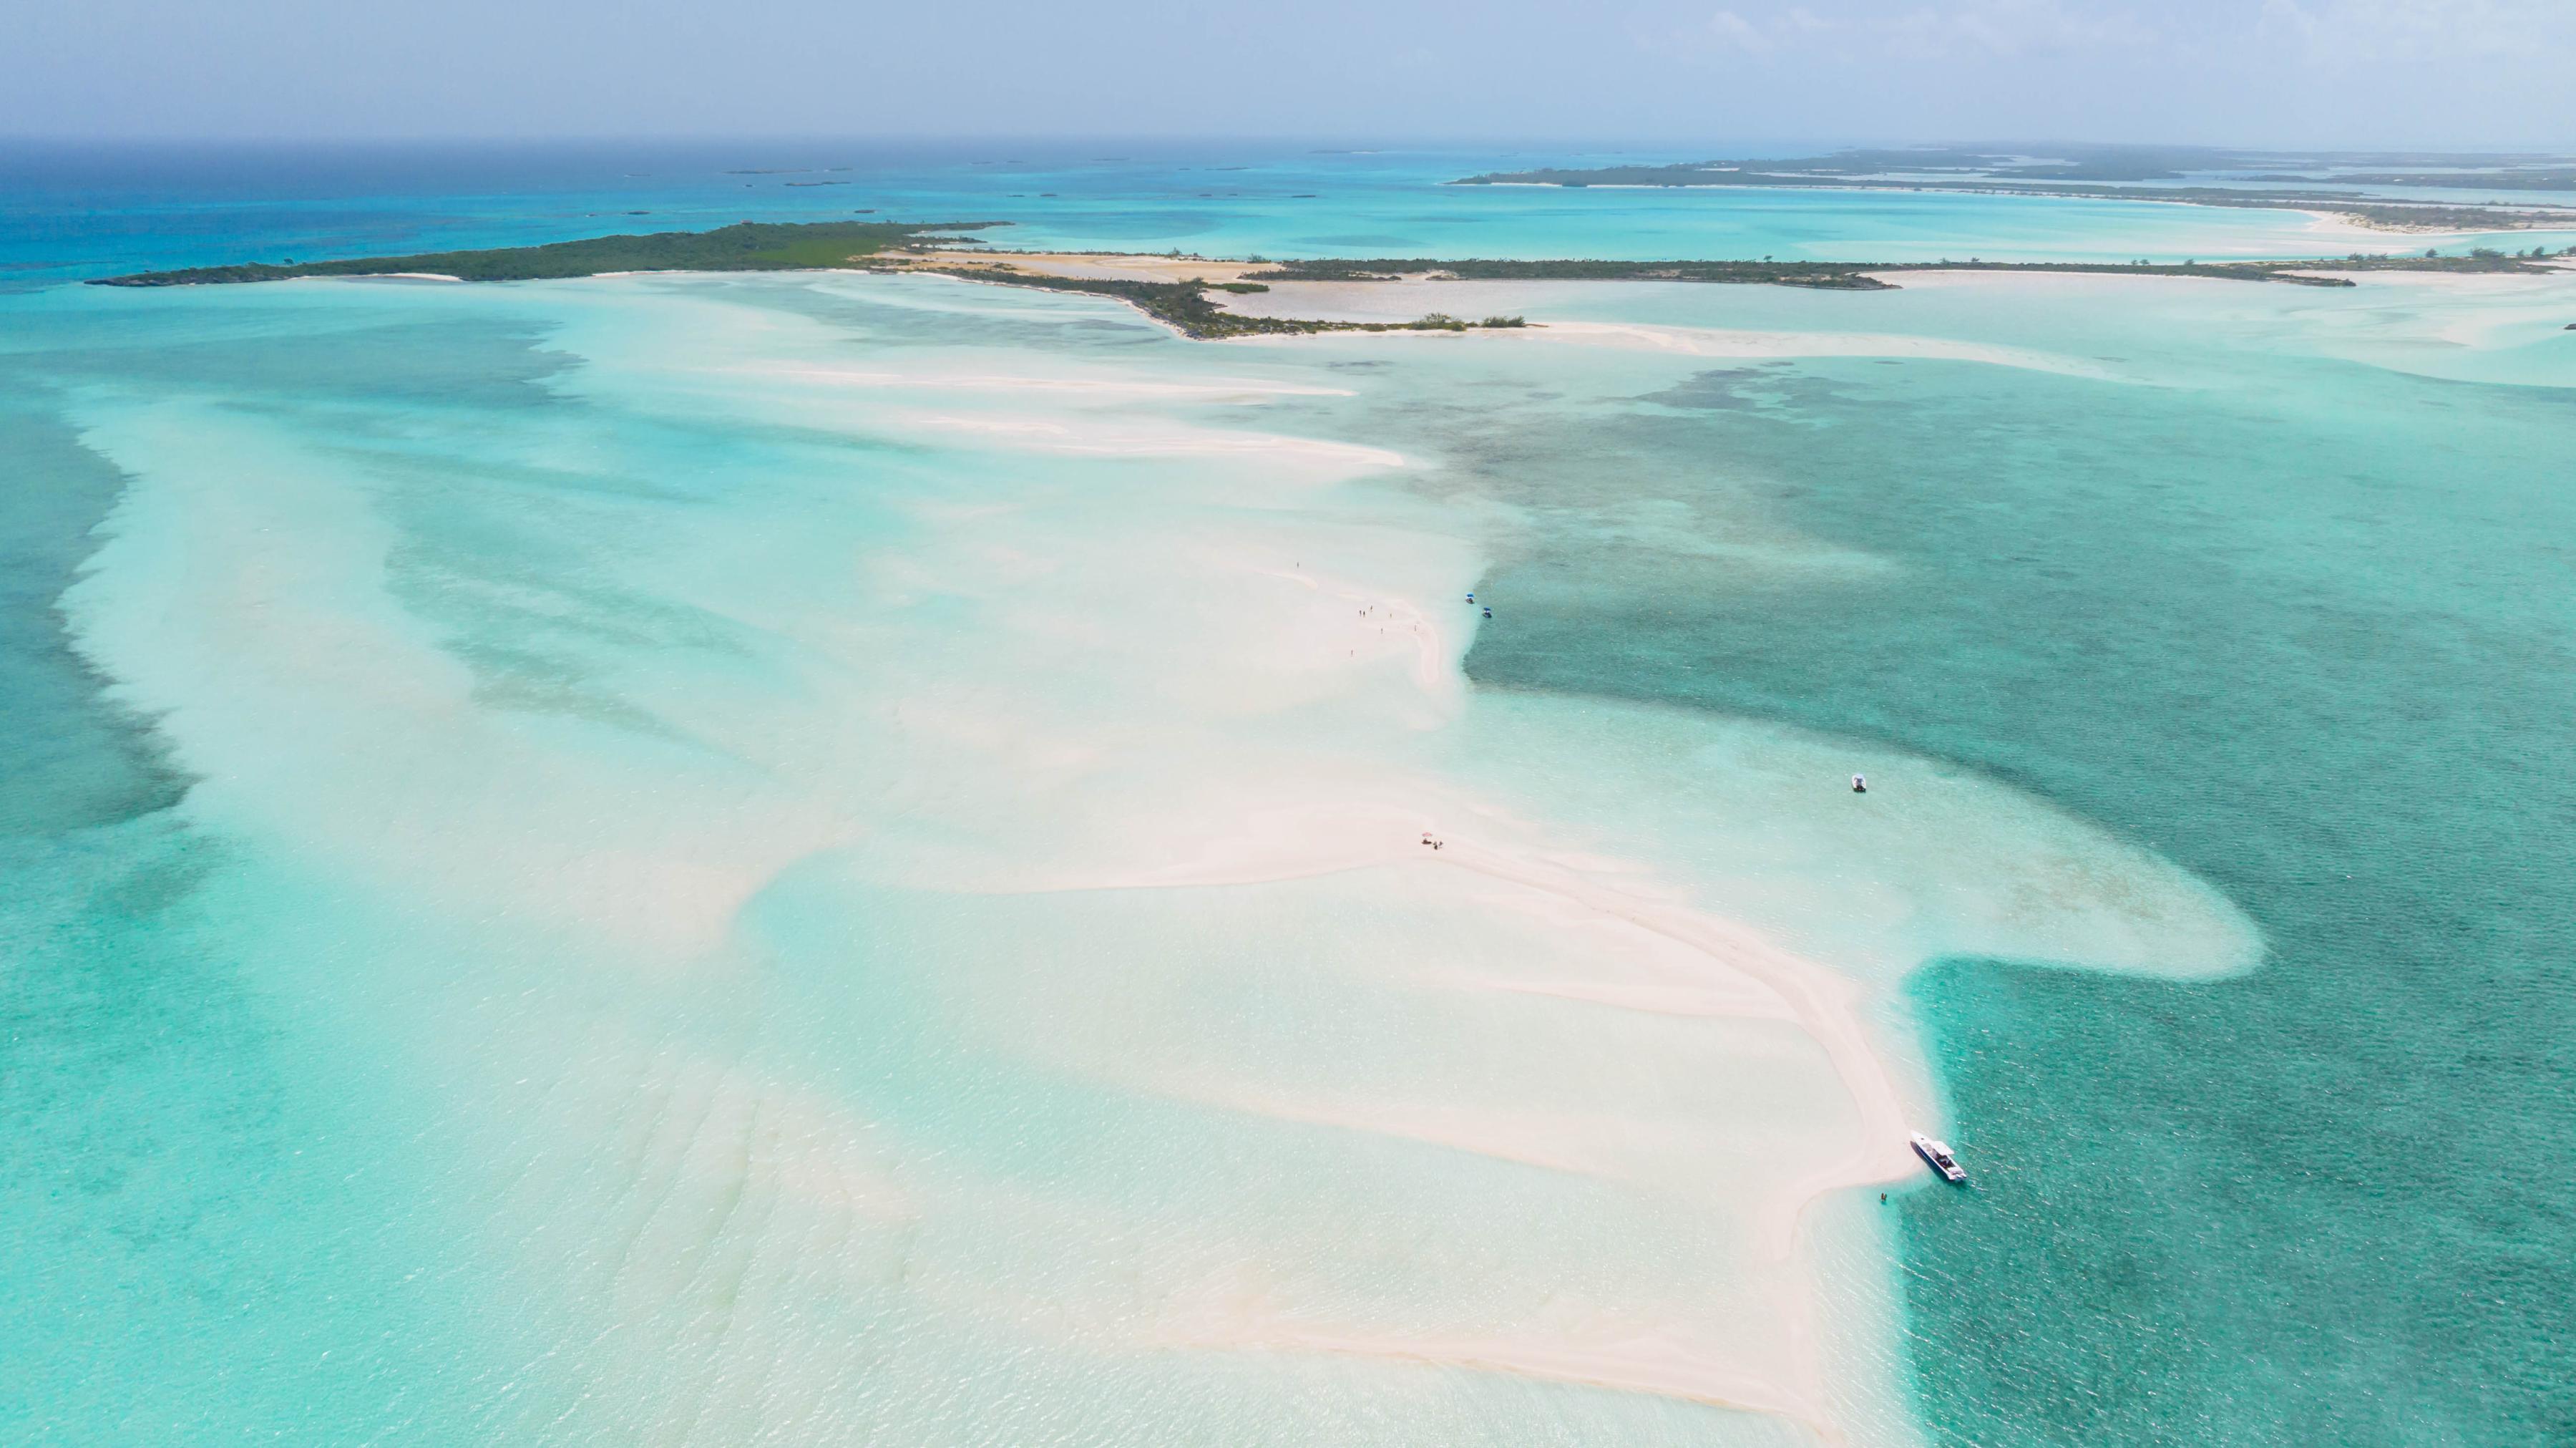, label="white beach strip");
[888,248,1281,285]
